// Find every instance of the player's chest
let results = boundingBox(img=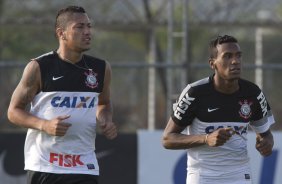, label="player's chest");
[196,95,258,122]
[43,67,103,92]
